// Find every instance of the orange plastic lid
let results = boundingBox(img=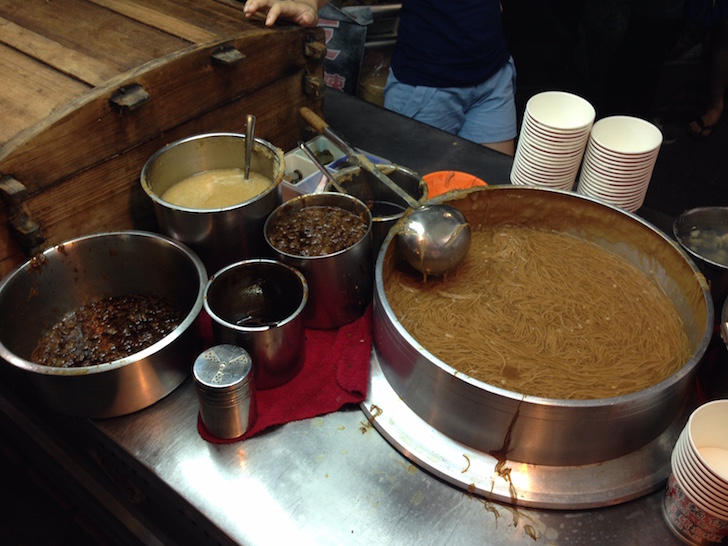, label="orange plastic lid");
[423,171,487,198]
